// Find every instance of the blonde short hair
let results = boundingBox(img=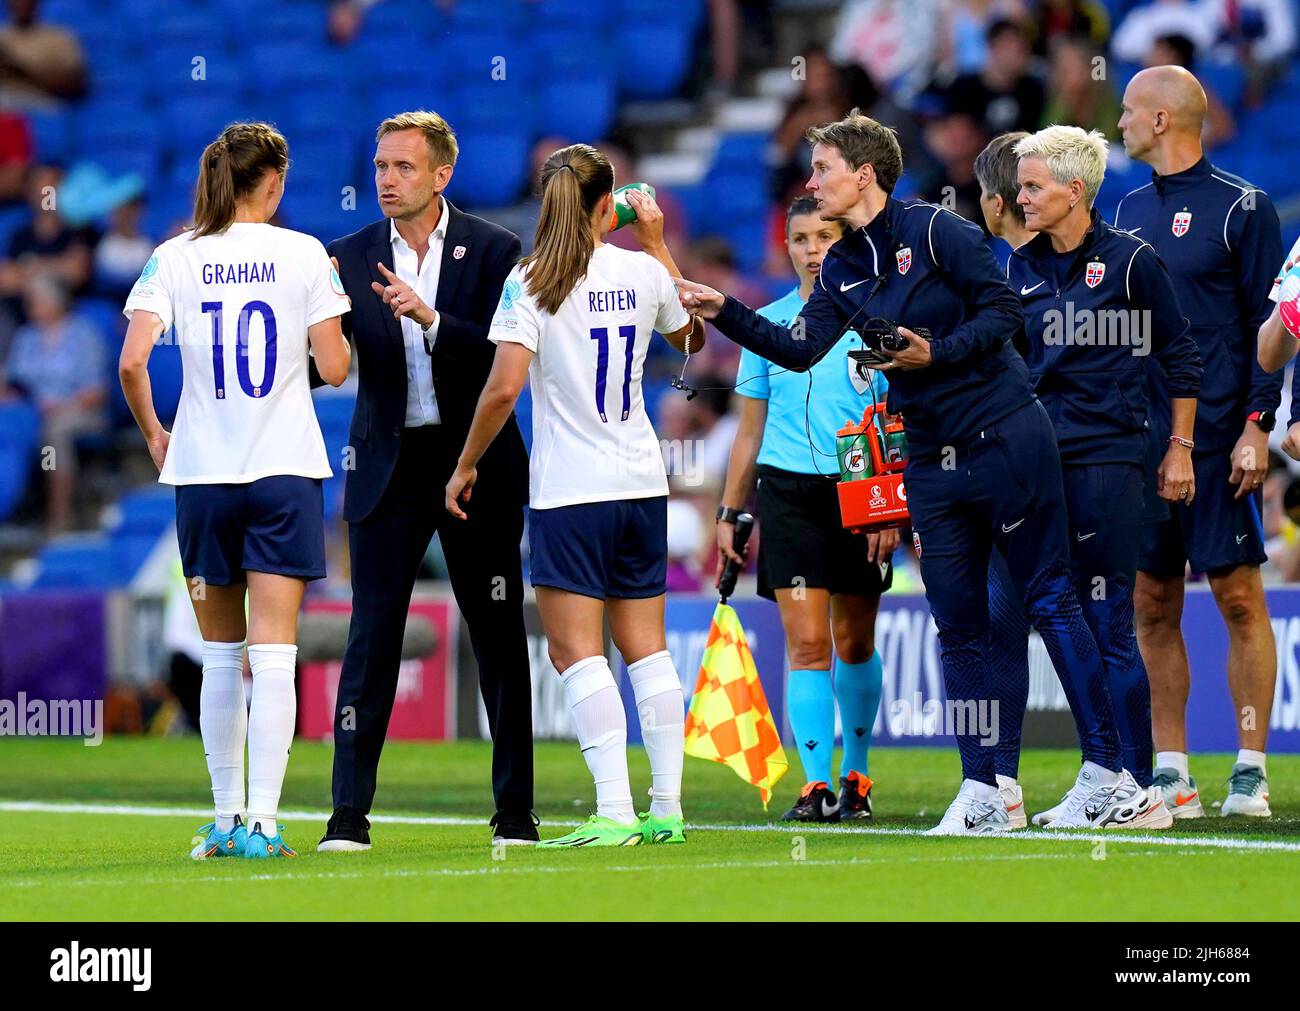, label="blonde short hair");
[376,110,459,168]
[1013,125,1108,206]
